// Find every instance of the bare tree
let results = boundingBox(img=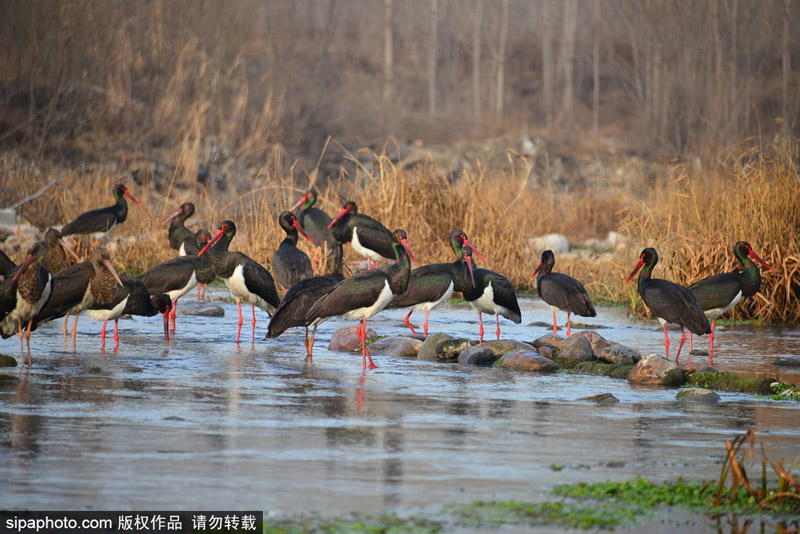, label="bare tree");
[473,0,483,127]
[383,0,393,102]
[494,0,509,119]
[541,0,554,128]
[429,0,438,117]
[592,0,600,138]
